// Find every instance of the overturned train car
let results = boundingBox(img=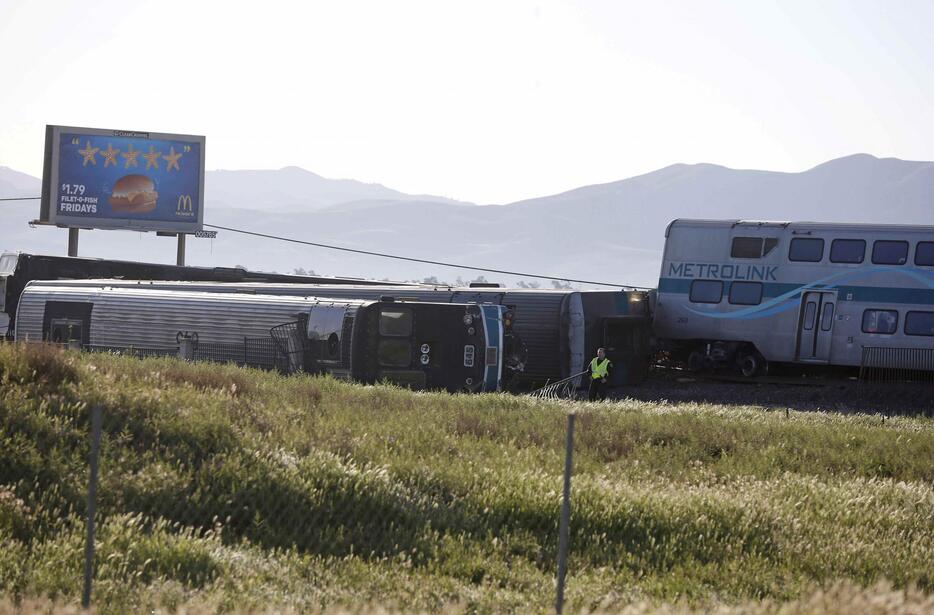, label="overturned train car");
[0,251,407,339]
[14,282,506,393]
[22,280,654,387]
